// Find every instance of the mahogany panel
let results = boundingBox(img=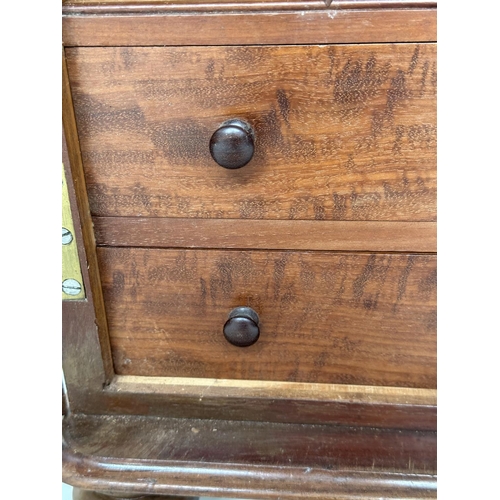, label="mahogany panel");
[97,248,437,388]
[66,44,436,221]
[62,9,437,47]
